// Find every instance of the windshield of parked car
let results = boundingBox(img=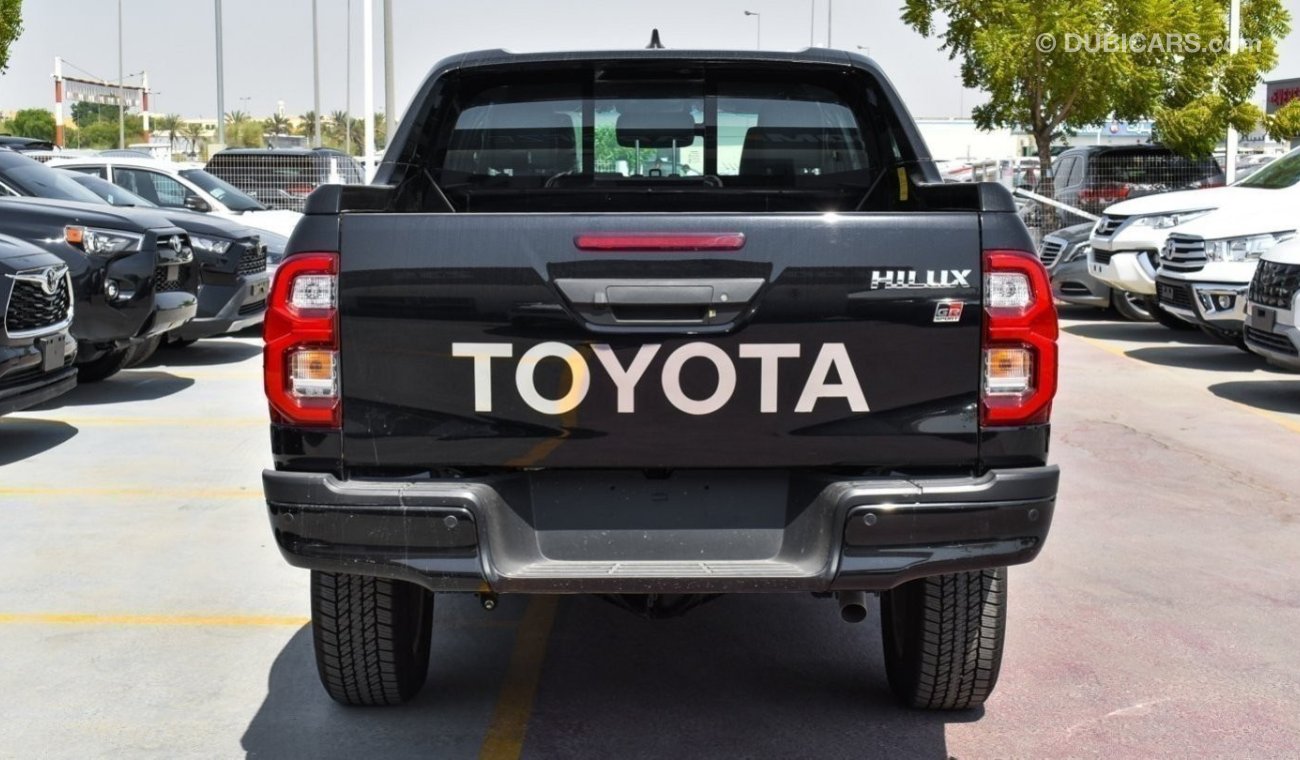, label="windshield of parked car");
[65,171,158,207]
[0,156,108,204]
[1236,147,1300,189]
[179,169,266,211]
